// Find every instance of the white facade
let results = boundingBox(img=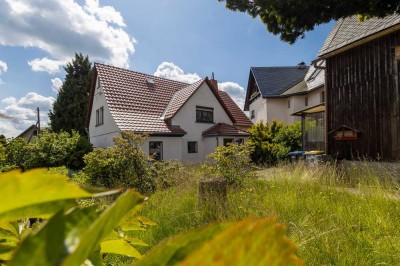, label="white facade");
[249,86,324,125]
[88,78,121,148]
[89,80,249,163]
